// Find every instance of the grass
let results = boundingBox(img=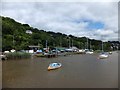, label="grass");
[6,52,31,60]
